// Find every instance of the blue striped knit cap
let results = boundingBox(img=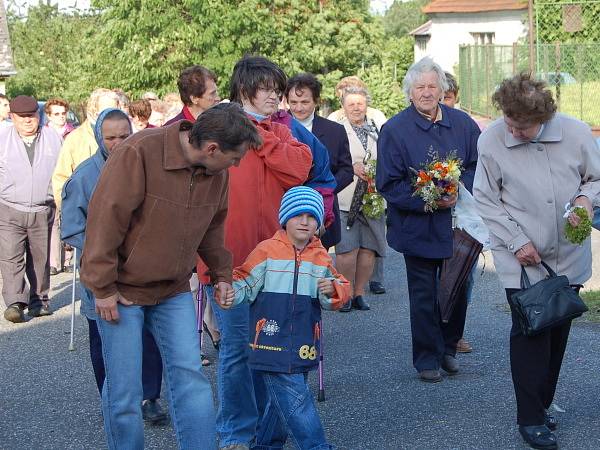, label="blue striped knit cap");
[279,186,324,228]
